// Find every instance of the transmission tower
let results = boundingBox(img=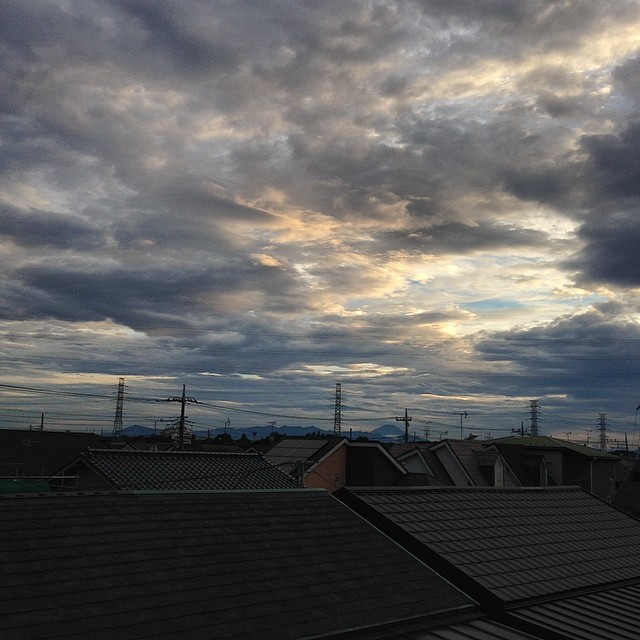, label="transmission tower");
[112,377,125,438]
[529,400,540,436]
[598,413,607,450]
[333,383,342,436]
